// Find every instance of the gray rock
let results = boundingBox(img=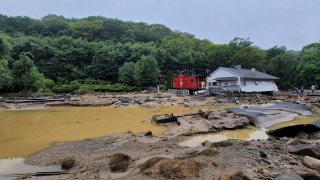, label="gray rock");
[118,97,132,103]
[109,153,131,172]
[274,171,303,180]
[288,144,320,159]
